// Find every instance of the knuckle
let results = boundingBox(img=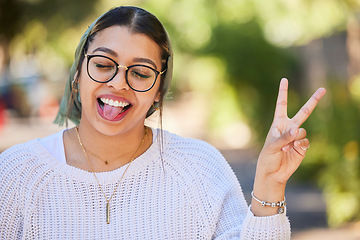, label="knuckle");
[292,118,300,126]
[312,95,321,102]
[301,106,312,115]
[277,100,287,106]
[272,127,281,138]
